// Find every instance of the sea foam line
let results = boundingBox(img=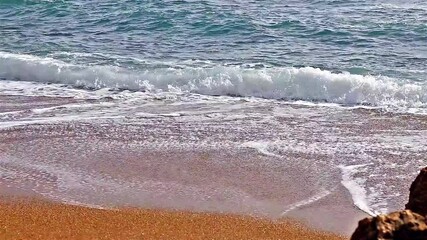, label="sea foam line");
[280,188,332,216]
[339,164,378,216]
[1,51,426,108]
[241,141,281,157]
